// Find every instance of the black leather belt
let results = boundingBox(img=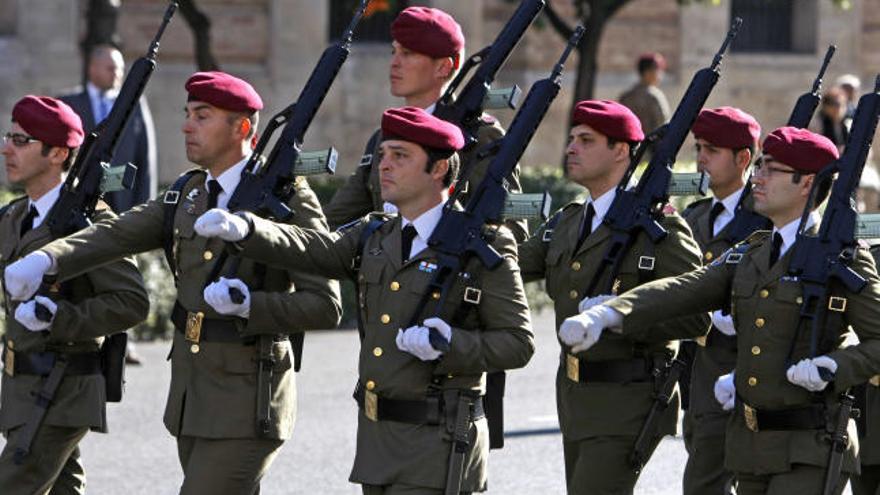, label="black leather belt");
[2,347,102,377]
[736,398,827,432]
[706,327,738,351]
[564,354,654,384]
[353,383,485,424]
[171,302,288,345]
